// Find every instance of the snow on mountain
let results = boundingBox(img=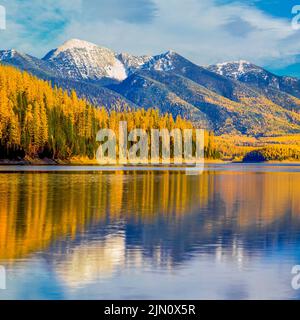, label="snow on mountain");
[117,53,152,75]
[0,49,58,78]
[118,50,181,76]
[0,49,18,60]
[1,40,300,135]
[48,39,99,57]
[0,41,182,84]
[43,39,127,81]
[42,40,177,81]
[141,50,177,72]
[207,60,281,89]
[209,60,264,78]
[0,49,36,62]
[207,60,300,102]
